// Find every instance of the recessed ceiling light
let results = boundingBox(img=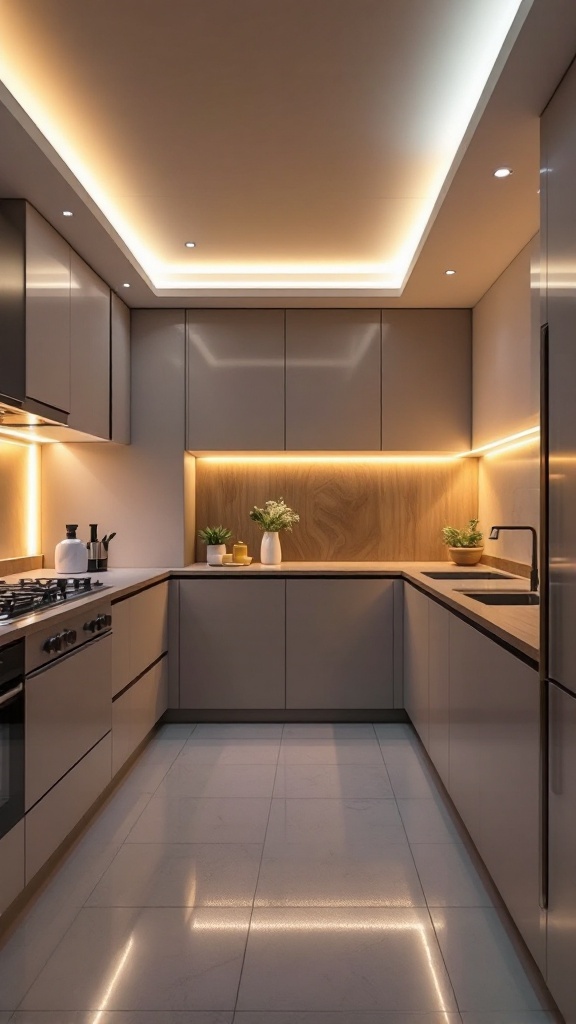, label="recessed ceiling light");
[493,167,512,178]
[62,210,73,216]
[122,282,130,288]
[185,241,196,248]
[445,269,456,276]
